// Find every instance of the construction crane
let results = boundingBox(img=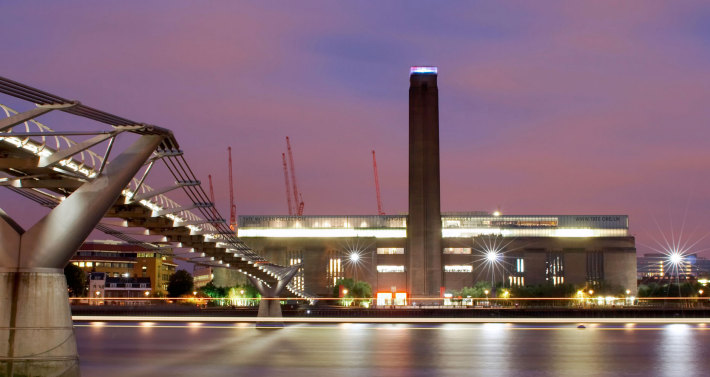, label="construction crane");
[282,153,294,215]
[228,147,237,231]
[285,136,305,216]
[372,150,385,215]
[208,174,215,203]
